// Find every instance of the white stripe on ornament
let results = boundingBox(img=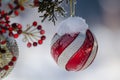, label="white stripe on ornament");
[51,34,60,46]
[81,36,98,70]
[57,33,86,70]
